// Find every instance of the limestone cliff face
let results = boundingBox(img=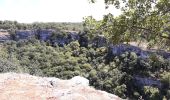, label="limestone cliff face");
[15,30,36,40]
[0,73,121,100]
[0,31,10,42]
